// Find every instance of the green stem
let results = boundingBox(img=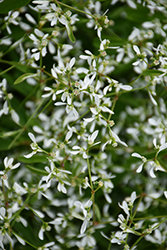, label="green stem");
[0,65,15,76]
[132,195,143,221]
[107,242,111,250]
[12,231,38,249]
[8,228,13,250]
[130,235,144,250]
[11,194,31,227]
[8,98,47,149]
[133,215,167,221]
[87,155,93,189]
[70,109,90,126]
[2,179,8,207]
[92,194,96,224]
[55,0,95,18]
[2,181,13,250]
